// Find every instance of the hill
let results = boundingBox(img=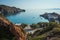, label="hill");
[0,5,25,16]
